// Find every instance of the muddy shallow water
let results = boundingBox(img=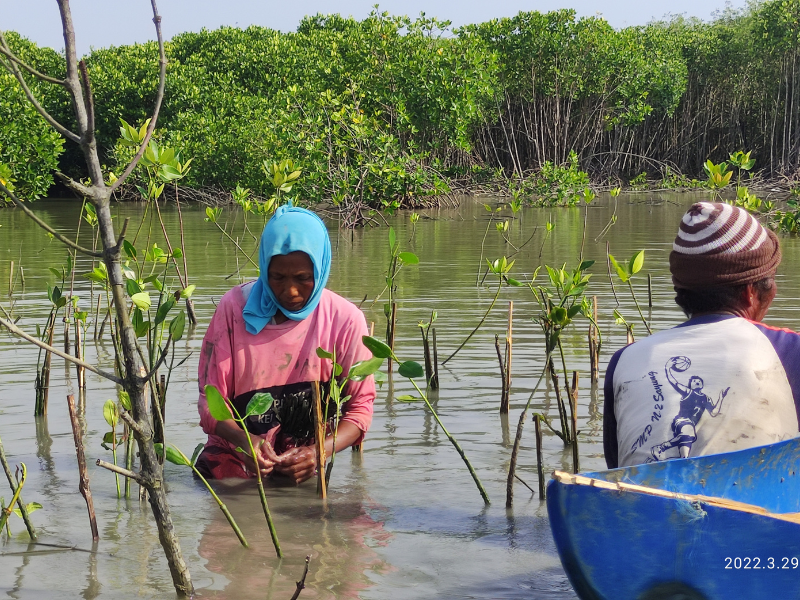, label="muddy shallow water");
[1,193,799,599]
